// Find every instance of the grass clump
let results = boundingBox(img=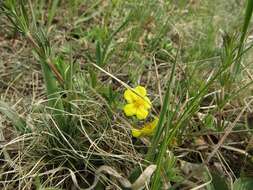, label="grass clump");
[1,0,253,189]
